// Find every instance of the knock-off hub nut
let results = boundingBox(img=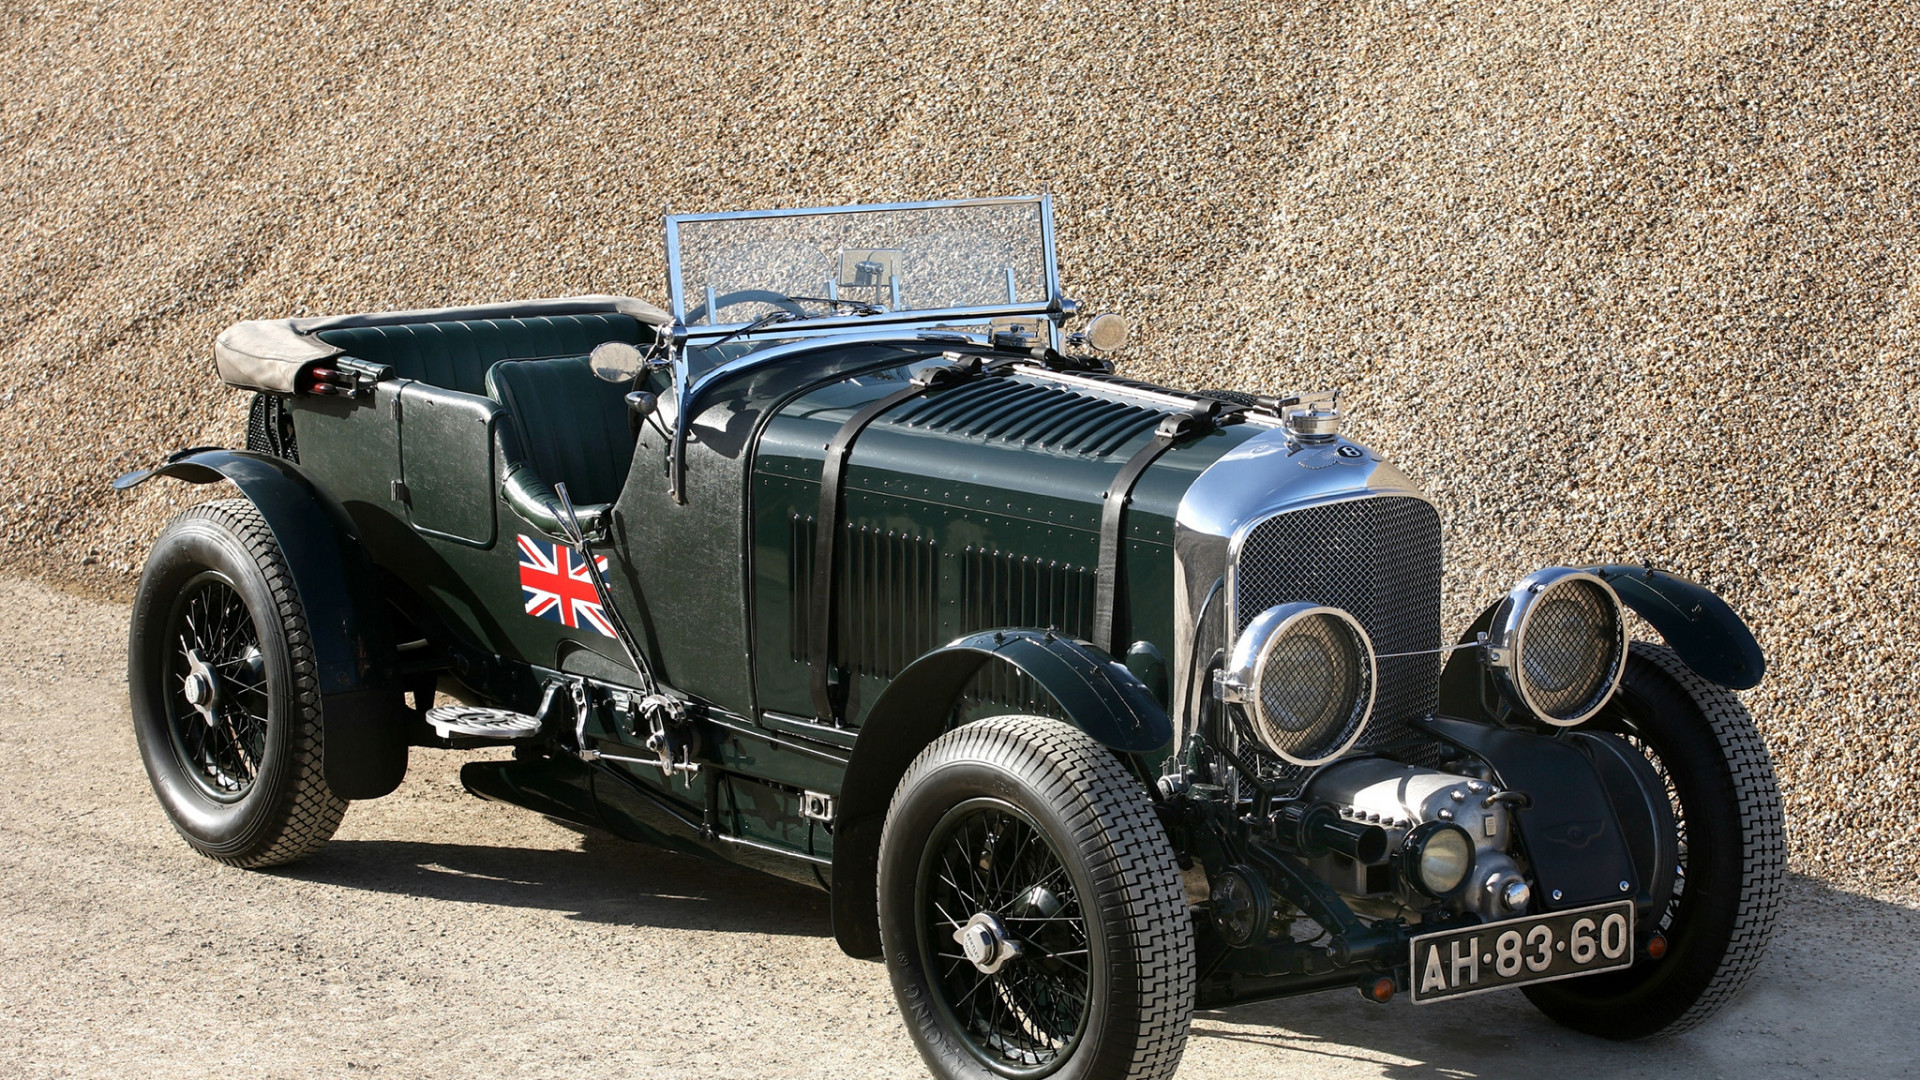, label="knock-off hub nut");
[952,912,1023,975]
